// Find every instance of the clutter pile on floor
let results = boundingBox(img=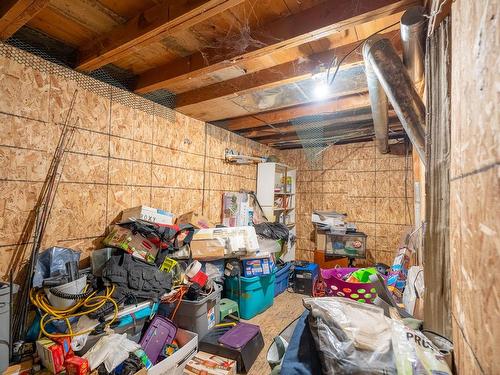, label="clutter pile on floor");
[5,202,293,375]
[4,203,453,375]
